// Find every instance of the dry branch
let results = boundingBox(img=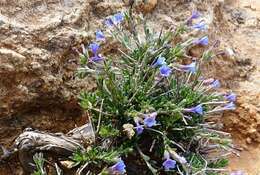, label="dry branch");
[0,124,95,174]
